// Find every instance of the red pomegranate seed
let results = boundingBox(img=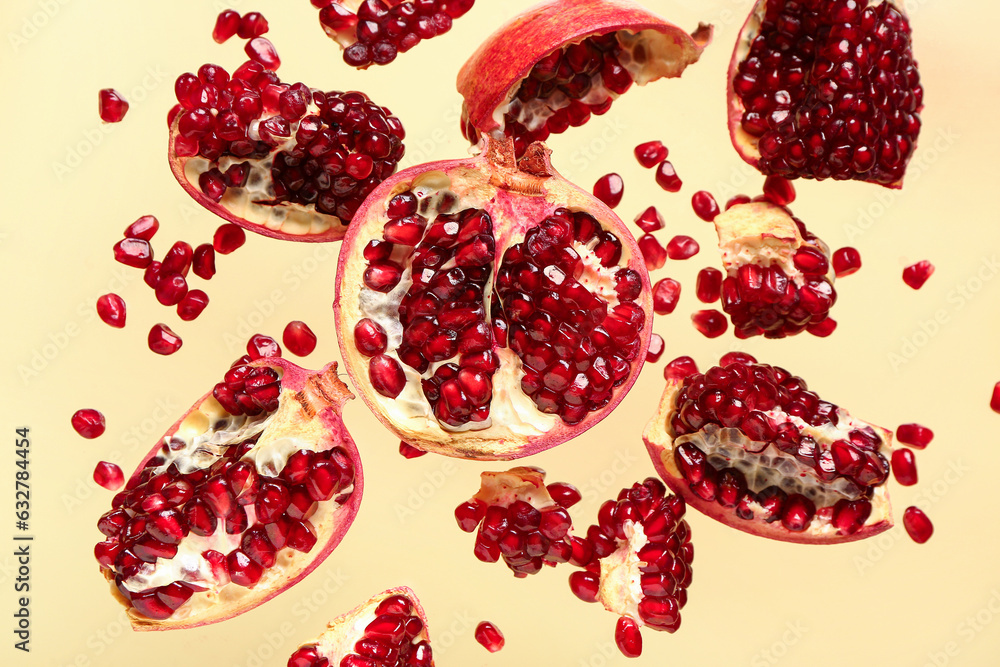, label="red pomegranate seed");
[475,621,505,652]
[71,409,106,438]
[634,141,668,168]
[282,321,317,356]
[691,309,728,338]
[245,37,280,69]
[213,9,241,43]
[832,247,862,277]
[192,244,216,279]
[902,506,933,544]
[354,319,388,356]
[634,206,664,233]
[615,616,642,658]
[547,482,582,508]
[113,238,153,268]
[691,191,719,222]
[719,351,756,366]
[896,423,933,449]
[593,173,624,208]
[237,12,269,38]
[96,293,127,328]
[155,273,189,306]
[762,175,796,206]
[247,334,281,360]
[891,449,918,486]
[655,160,682,192]
[638,234,666,271]
[695,268,722,303]
[162,241,194,277]
[569,570,600,602]
[98,89,129,123]
[370,354,406,398]
[148,324,183,355]
[213,223,246,254]
[177,290,209,321]
[124,215,159,240]
[806,318,837,337]
[93,461,124,490]
[399,441,427,459]
[646,333,664,363]
[726,194,751,209]
[666,235,699,260]
[652,278,681,315]
[992,382,1000,414]
[664,356,698,381]
[903,260,934,290]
